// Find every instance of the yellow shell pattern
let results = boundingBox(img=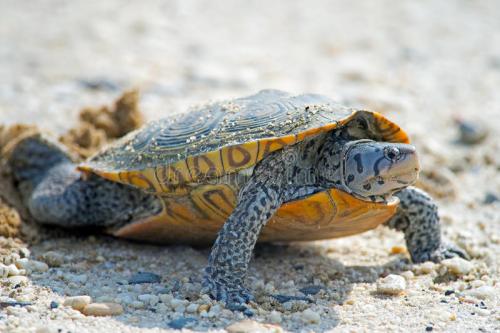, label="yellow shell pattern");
[78,90,409,244]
